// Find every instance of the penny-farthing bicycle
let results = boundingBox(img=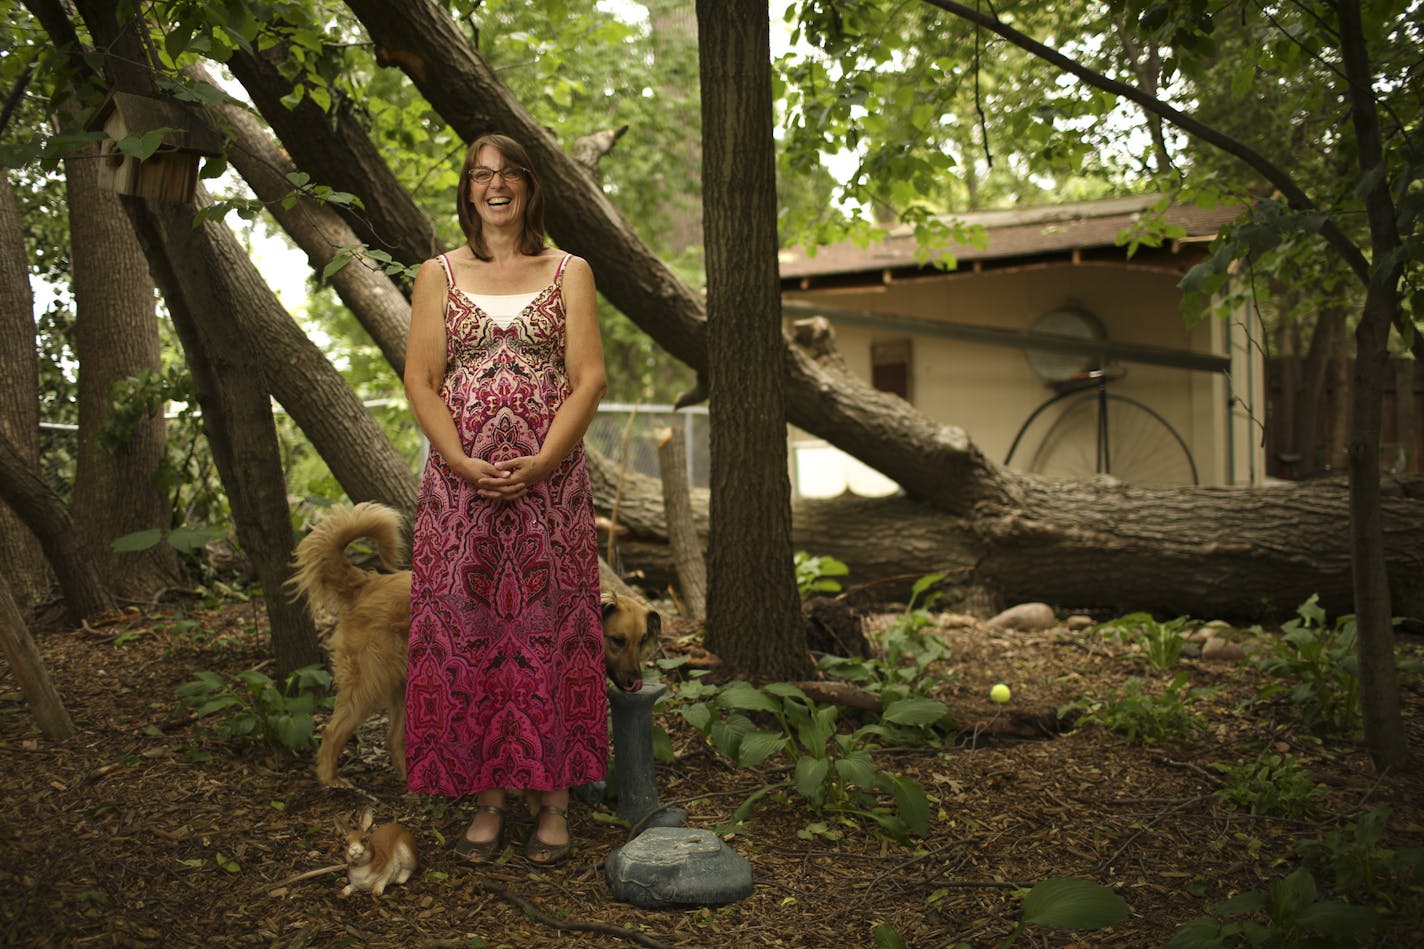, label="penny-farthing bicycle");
[1004,367,1199,485]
